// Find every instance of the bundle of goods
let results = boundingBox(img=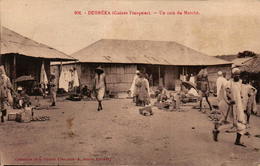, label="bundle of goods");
[66,94,82,101]
[139,106,153,116]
